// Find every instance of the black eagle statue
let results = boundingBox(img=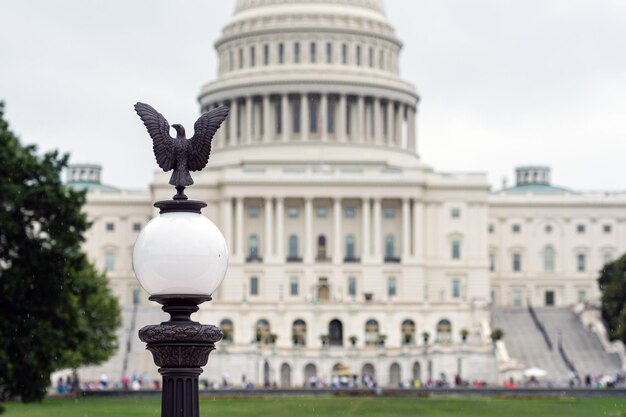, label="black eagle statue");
[134,102,229,198]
